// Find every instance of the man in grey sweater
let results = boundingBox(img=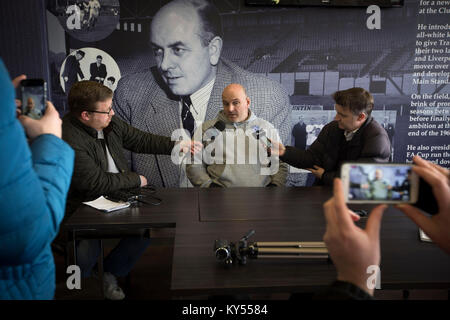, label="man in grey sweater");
[186,84,287,187]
